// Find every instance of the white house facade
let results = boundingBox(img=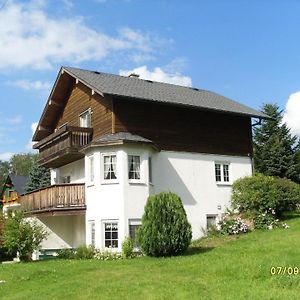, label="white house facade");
[16,66,266,252]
